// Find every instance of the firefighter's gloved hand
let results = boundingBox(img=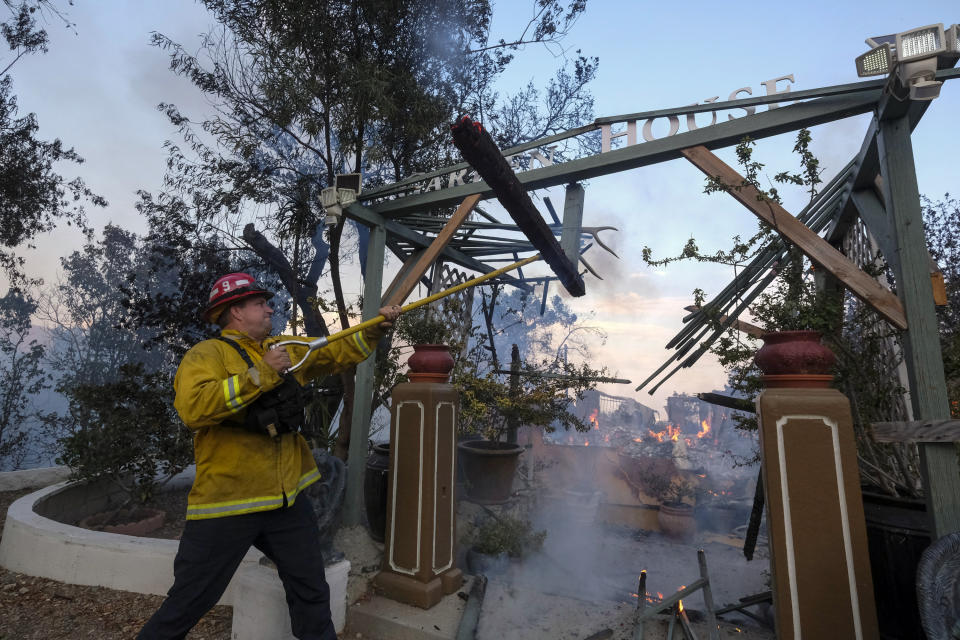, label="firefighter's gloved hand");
[378,305,401,330]
[263,346,292,373]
